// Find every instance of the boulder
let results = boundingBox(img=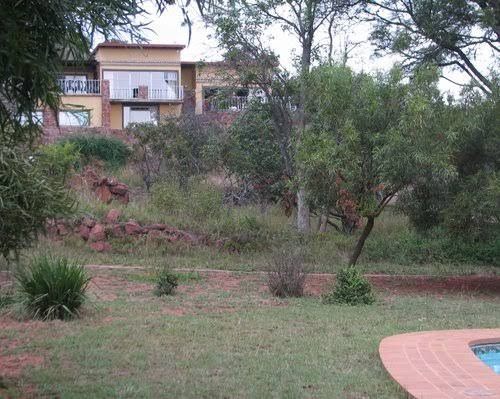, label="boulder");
[105,209,121,224]
[89,223,106,242]
[144,223,168,231]
[96,185,113,204]
[89,241,112,252]
[110,223,125,238]
[125,220,143,235]
[78,225,91,241]
[82,217,96,228]
[109,182,129,196]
